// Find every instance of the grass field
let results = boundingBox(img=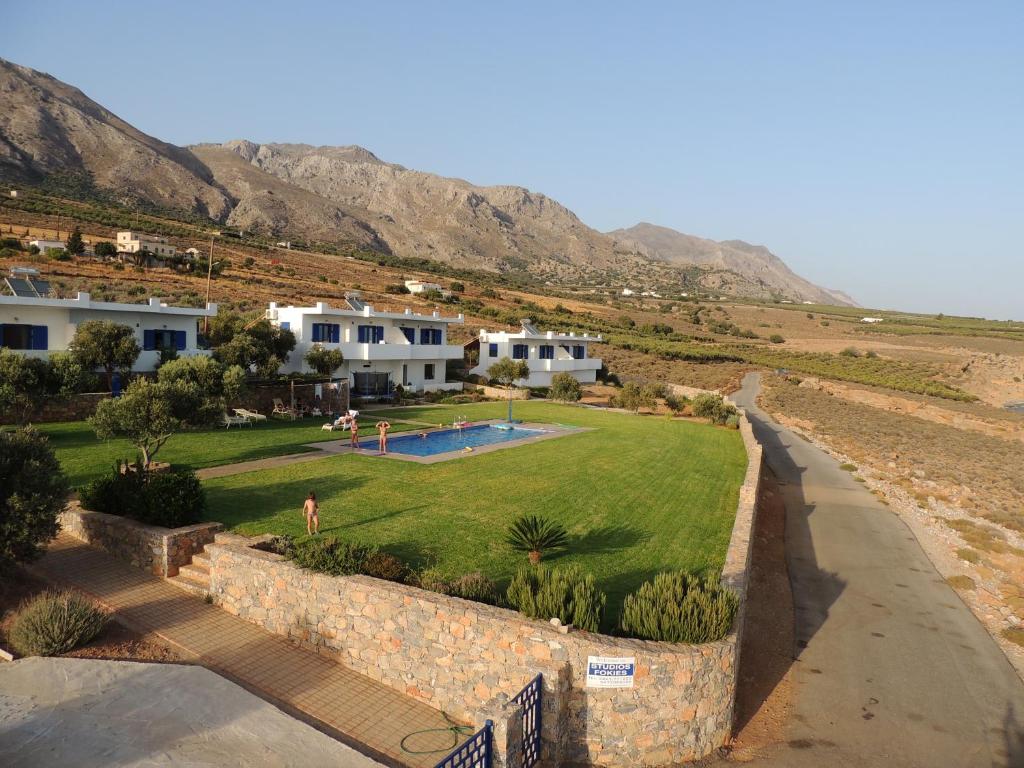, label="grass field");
[202,401,748,623]
[36,417,420,488]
